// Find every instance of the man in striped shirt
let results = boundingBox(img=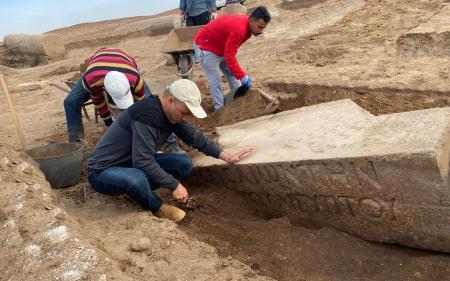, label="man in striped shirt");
[64,48,149,143]
[64,48,184,153]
